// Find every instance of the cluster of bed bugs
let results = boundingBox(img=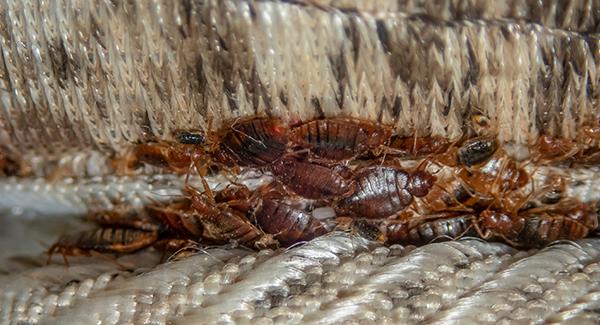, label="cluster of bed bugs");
[47,115,600,262]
